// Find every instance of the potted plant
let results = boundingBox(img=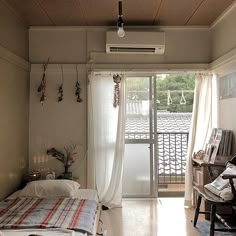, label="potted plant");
[47,144,77,180]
